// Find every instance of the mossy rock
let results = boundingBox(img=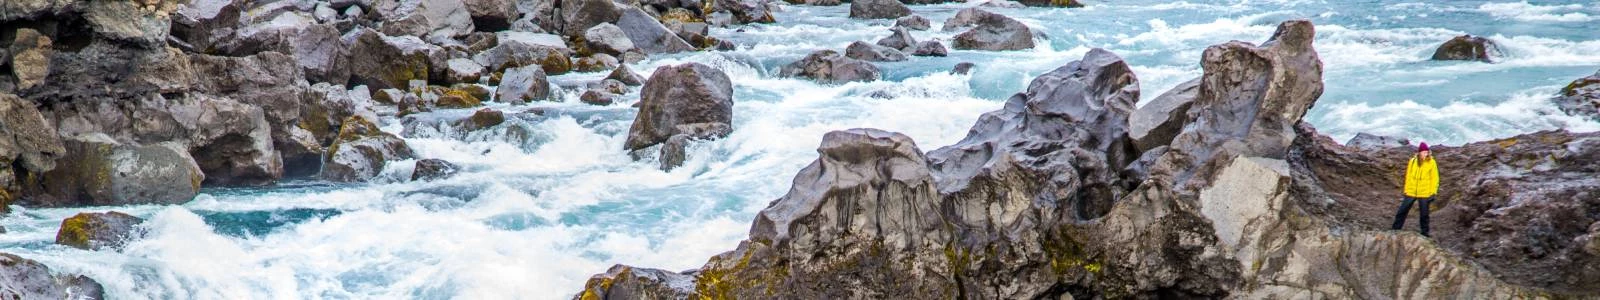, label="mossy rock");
[463,108,506,131]
[451,84,493,101]
[661,8,702,23]
[55,211,144,250]
[436,89,483,109]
